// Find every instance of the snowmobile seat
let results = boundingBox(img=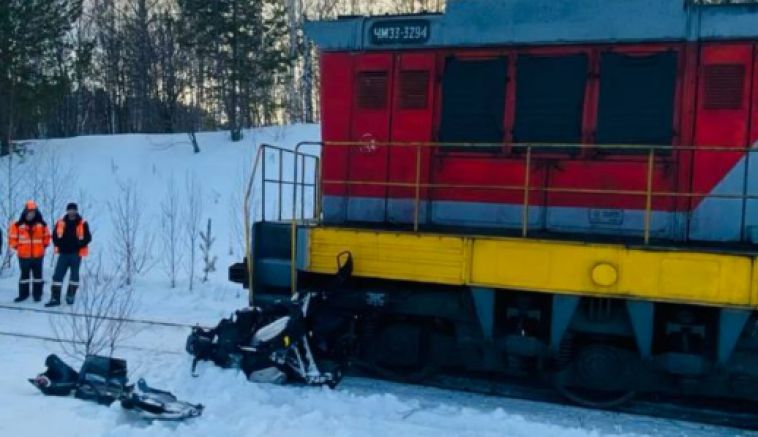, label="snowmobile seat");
[74,355,129,405]
[186,308,271,374]
[250,313,306,352]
